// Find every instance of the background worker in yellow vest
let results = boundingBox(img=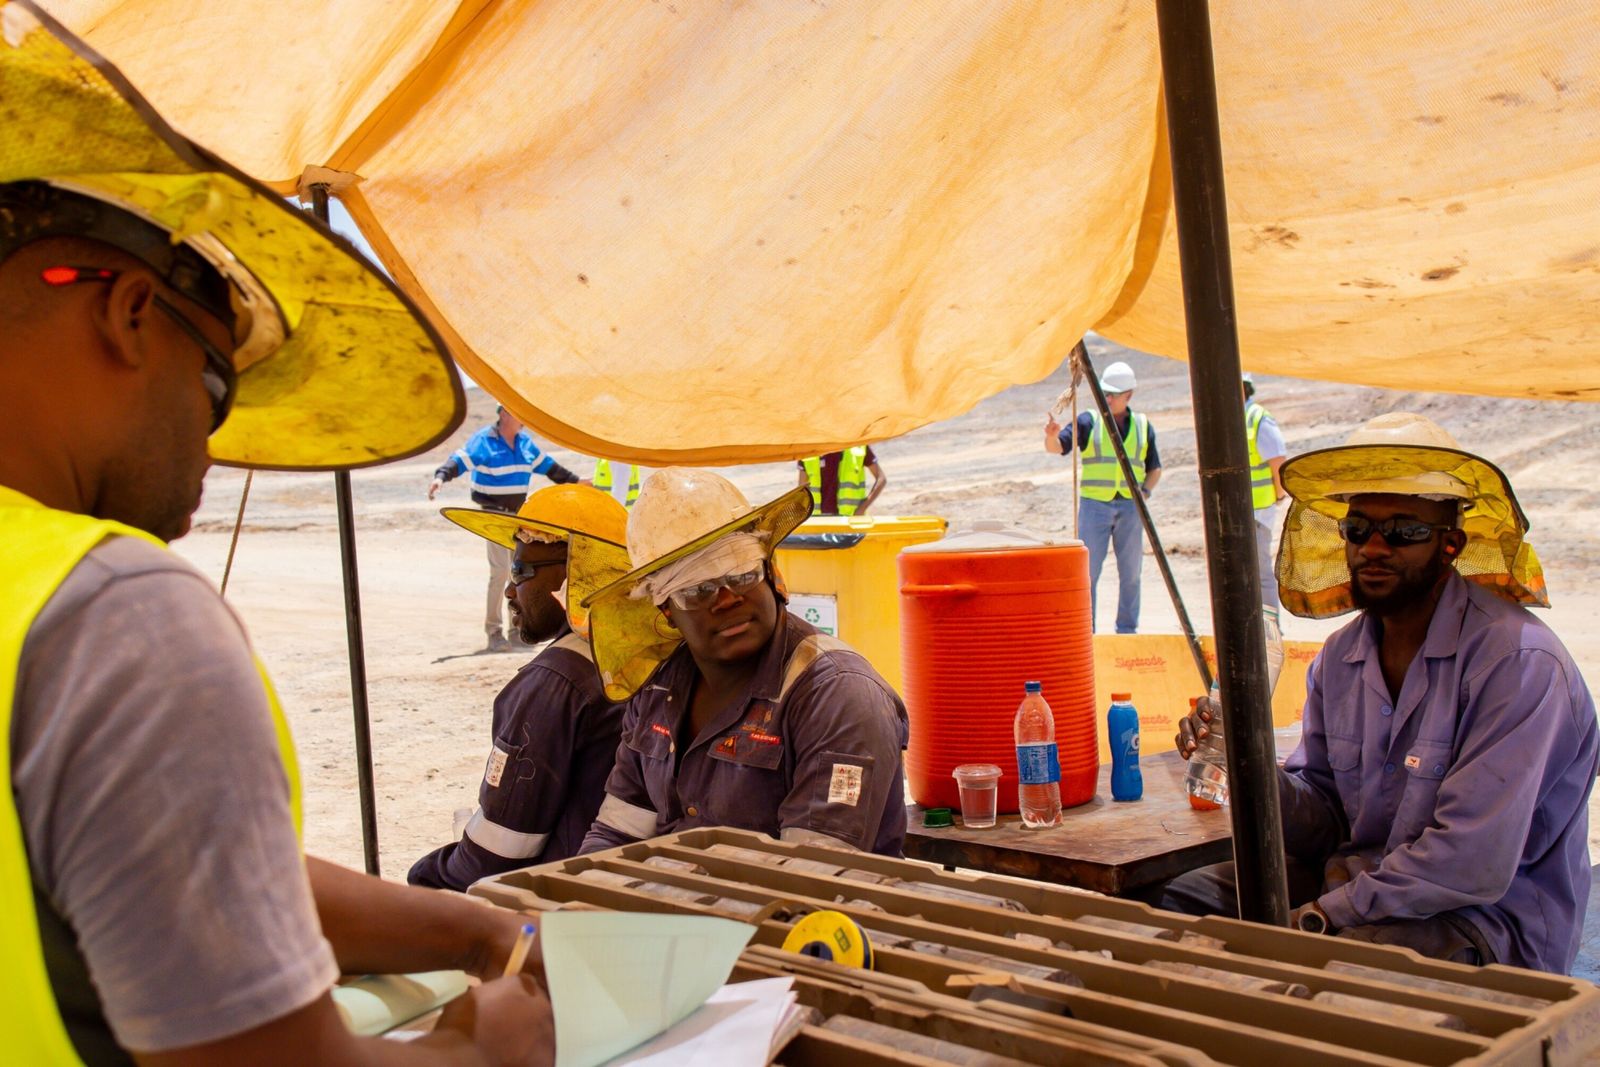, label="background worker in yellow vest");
[0,14,551,1064]
[796,446,888,516]
[592,457,645,507]
[1244,372,1288,614]
[1043,360,1163,633]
